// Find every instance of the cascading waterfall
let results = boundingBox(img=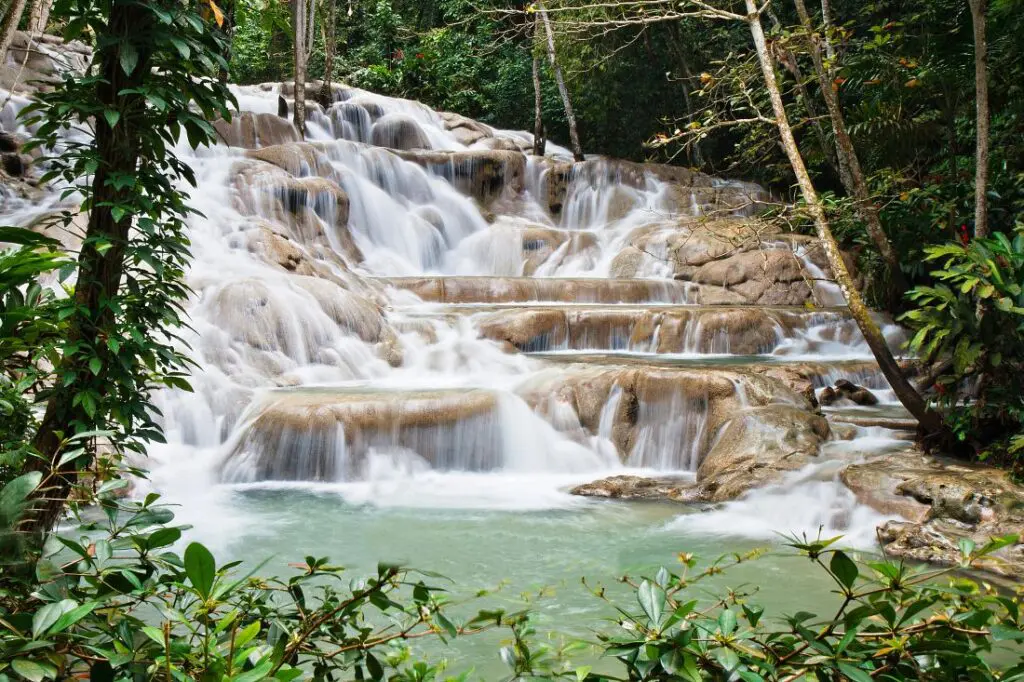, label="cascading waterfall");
[1,77,916,550]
